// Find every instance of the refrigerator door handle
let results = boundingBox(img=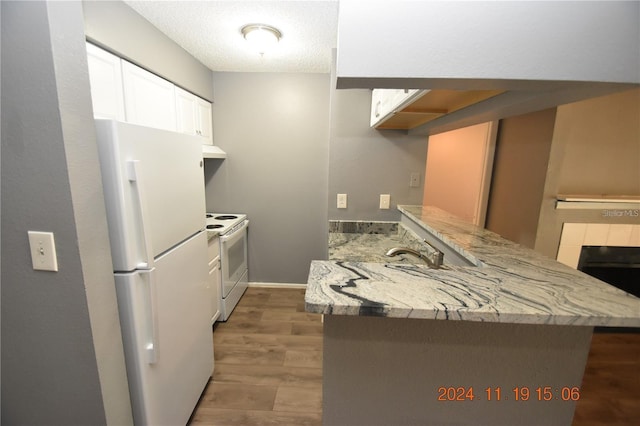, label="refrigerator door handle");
[127,160,155,269]
[141,267,160,364]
